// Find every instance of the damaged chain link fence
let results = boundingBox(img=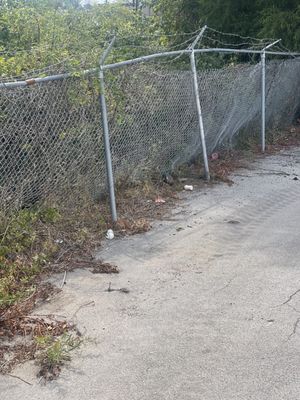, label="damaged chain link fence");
[0,43,300,215]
